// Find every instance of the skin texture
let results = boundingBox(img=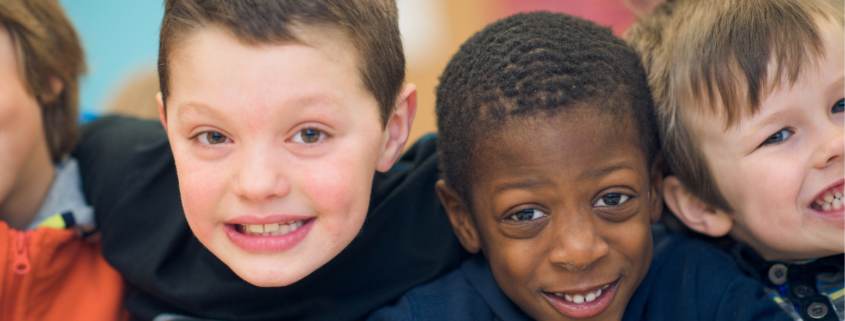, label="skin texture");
[0,27,55,230]
[437,109,662,320]
[663,25,844,261]
[158,25,416,287]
